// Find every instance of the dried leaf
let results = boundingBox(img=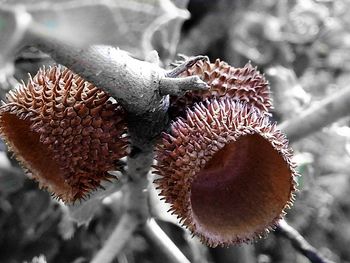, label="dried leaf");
[0,7,31,66]
[1,0,189,60]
